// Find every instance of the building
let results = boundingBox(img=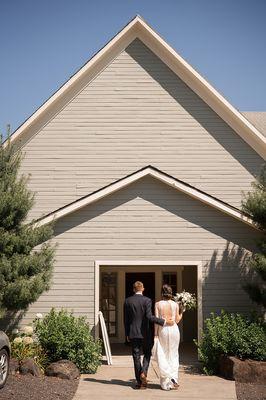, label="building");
[10,16,266,343]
